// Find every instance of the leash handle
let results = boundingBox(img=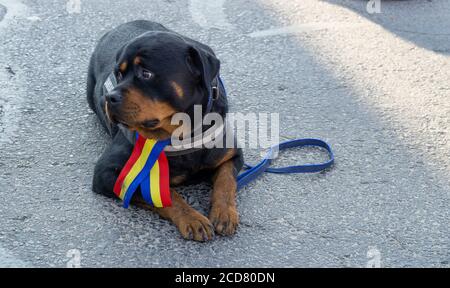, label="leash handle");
[237,138,334,190]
